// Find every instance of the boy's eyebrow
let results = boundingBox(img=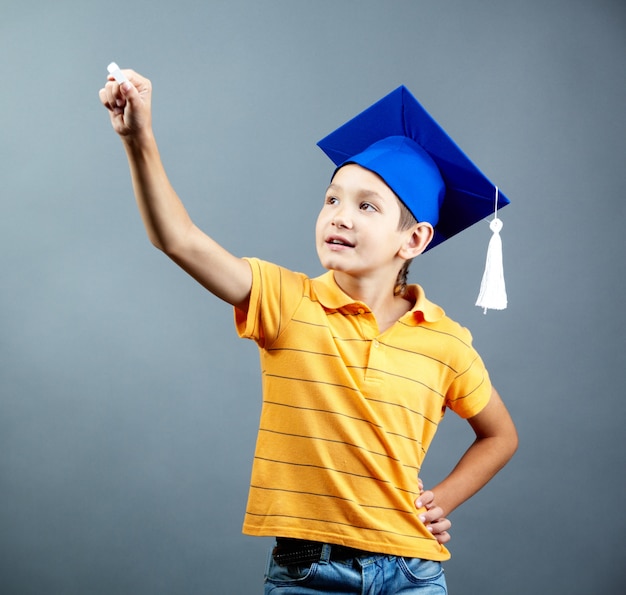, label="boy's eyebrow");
[326,183,385,201]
